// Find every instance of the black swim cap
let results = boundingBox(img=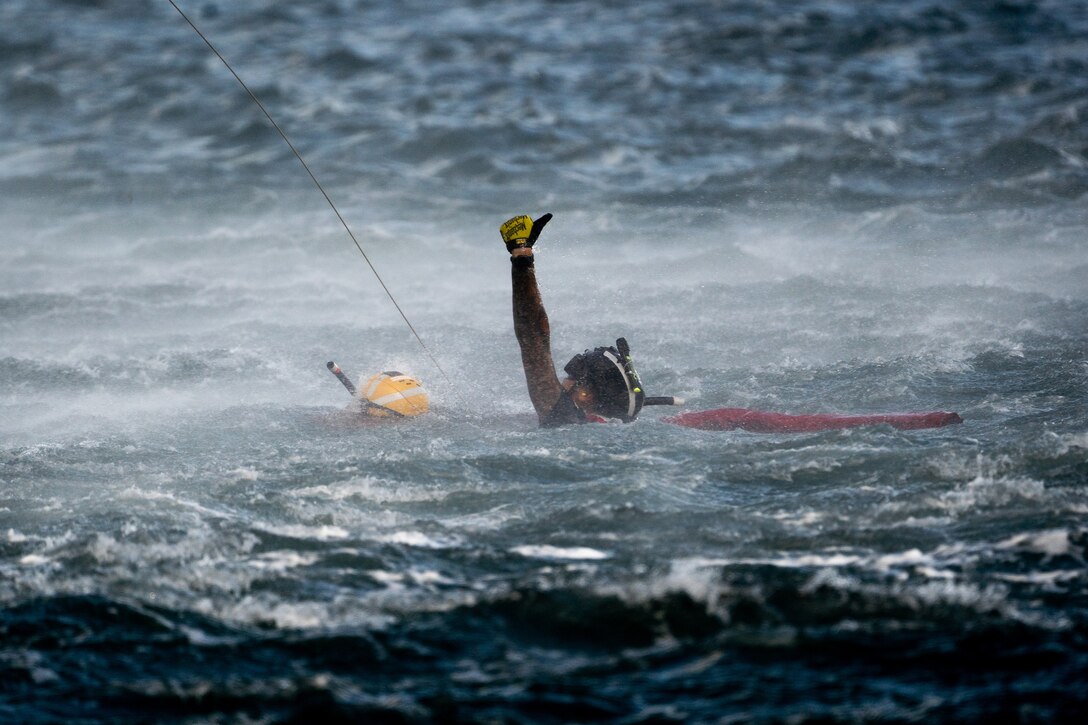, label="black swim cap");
[563,337,645,422]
